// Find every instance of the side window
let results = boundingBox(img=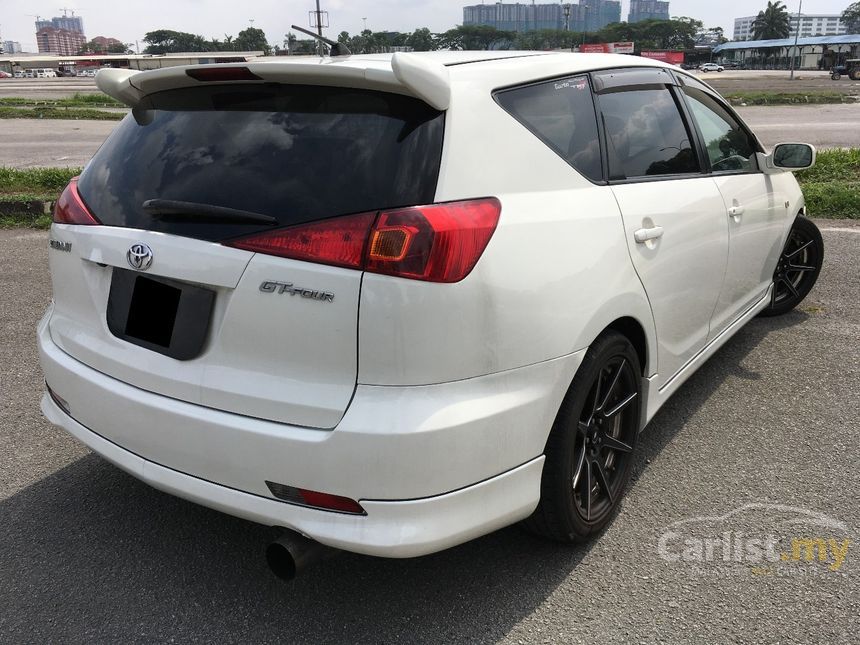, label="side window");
[682,87,759,173]
[596,86,699,179]
[495,75,603,182]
